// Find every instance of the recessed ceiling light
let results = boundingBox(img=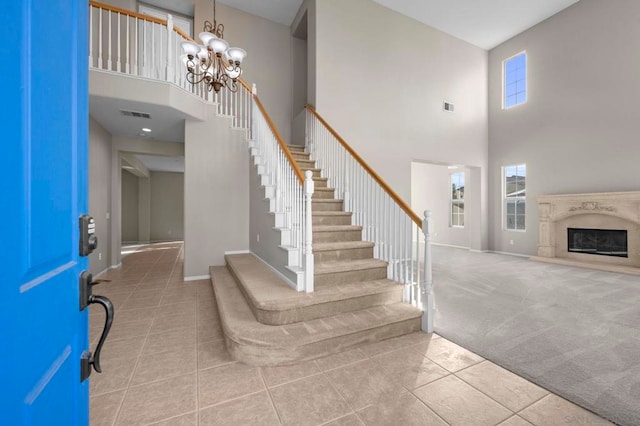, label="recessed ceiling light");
[142,128,151,132]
